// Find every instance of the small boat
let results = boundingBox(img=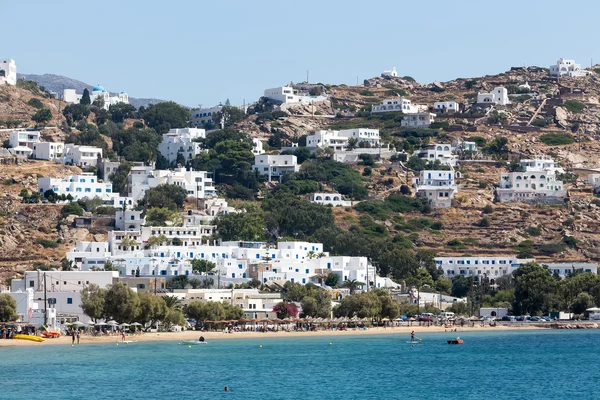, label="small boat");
[447,337,464,344]
[41,331,61,338]
[183,340,208,345]
[14,334,44,342]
